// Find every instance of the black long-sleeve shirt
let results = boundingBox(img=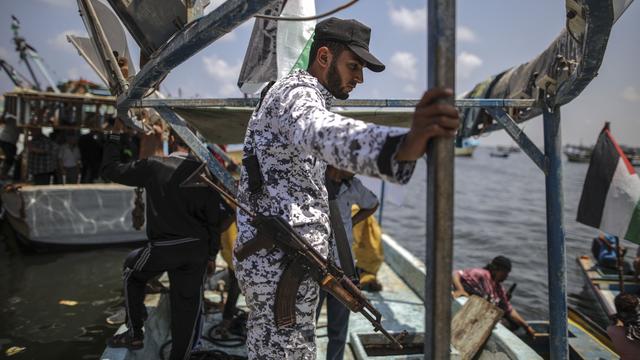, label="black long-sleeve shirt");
[101,135,232,257]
